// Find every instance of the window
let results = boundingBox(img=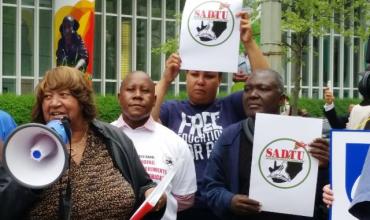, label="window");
[39,10,52,76]
[21,8,34,77]
[3,6,16,76]
[106,16,117,79]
